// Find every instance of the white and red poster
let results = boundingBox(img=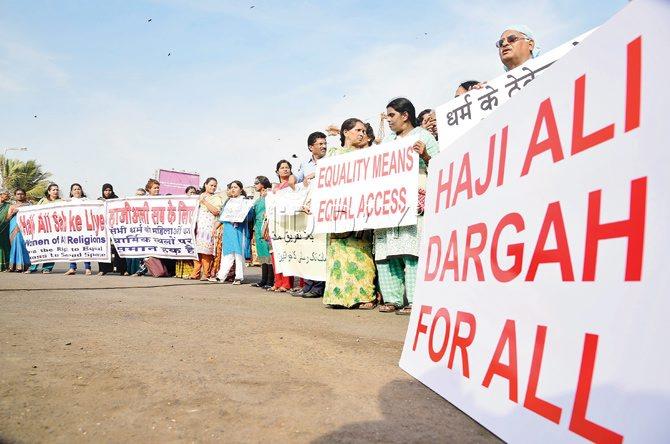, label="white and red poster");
[311,136,419,233]
[435,29,593,149]
[400,1,670,442]
[106,196,199,259]
[16,200,110,264]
